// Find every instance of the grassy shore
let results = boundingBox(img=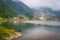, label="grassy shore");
[0,18,22,40]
